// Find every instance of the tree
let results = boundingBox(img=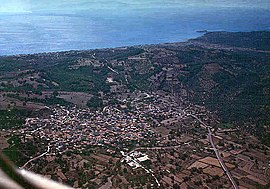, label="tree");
[109,158,113,164]
[53,90,59,97]
[87,95,103,109]
[218,140,224,146]
[173,183,180,189]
